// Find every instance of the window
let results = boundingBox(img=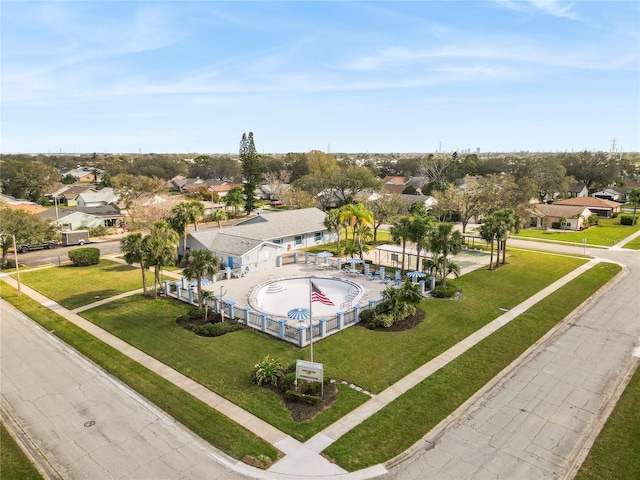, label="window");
[314,231,323,242]
[294,235,303,246]
[272,238,283,245]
